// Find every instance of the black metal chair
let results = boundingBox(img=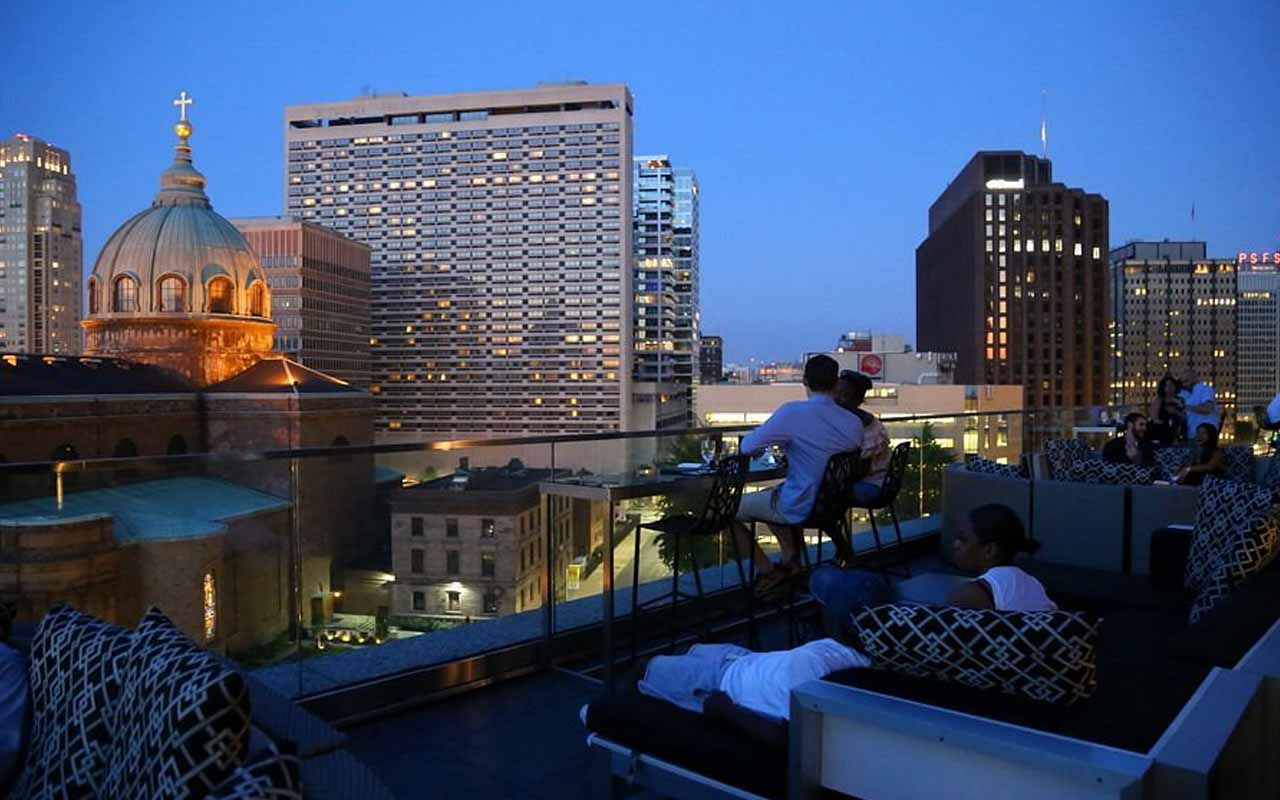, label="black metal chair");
[730,450,862,648]
[848,441,912,570]
[631,454,751,653]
